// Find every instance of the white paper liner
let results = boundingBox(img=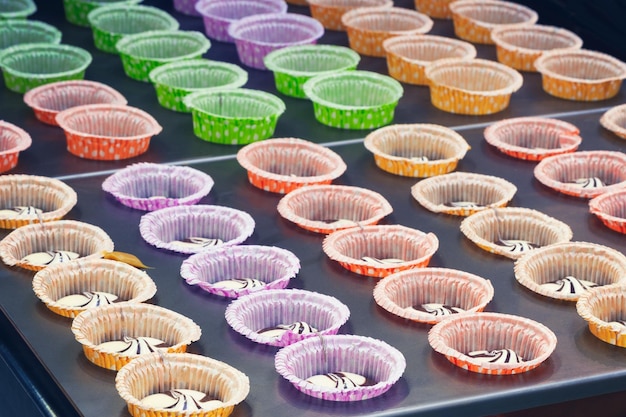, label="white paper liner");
[589,188,626,234]
[576,283,626,347]
[600,104,626,140]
